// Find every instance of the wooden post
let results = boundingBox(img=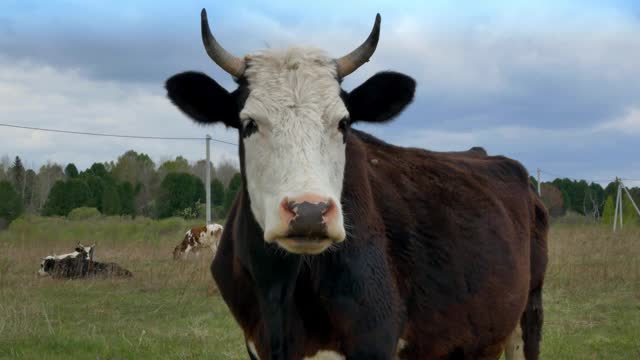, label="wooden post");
[205,135,212,225]
[536,168,541,197]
